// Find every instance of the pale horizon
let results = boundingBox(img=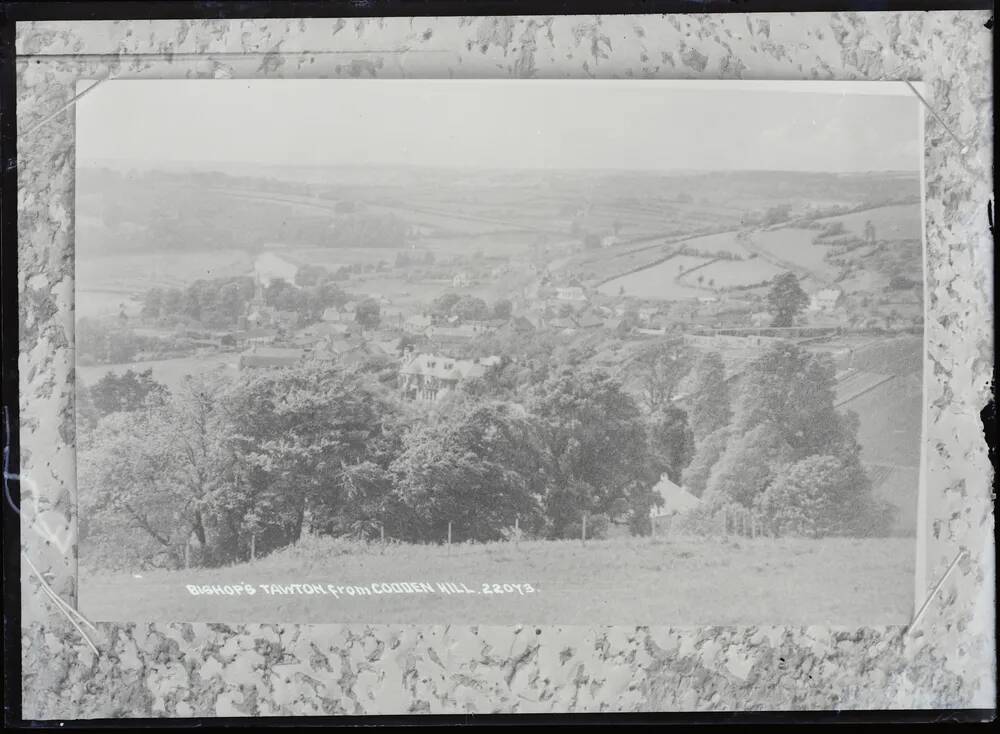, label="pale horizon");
[76,78,923,174]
